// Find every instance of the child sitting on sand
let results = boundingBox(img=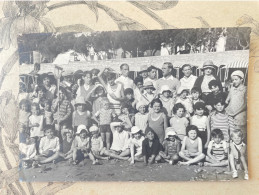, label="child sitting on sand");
[204,129,228,167]
[89,125,108,161]
[72,125,98,165]
[129,126,145,164]
[59,128,74,161]
[142,128,161,165]
[102,120,130,160]
[34,125,60,165]
[19,134,36,169]
[229,129,249,180]
[179,125,205,166]
[158,130,180,165]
